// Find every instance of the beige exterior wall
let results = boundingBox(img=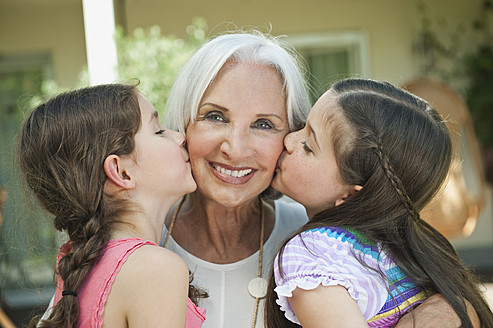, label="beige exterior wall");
[0,0,485,88]
[0,0,85,86]
[125,0,483,84]
[1,0,490,248]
